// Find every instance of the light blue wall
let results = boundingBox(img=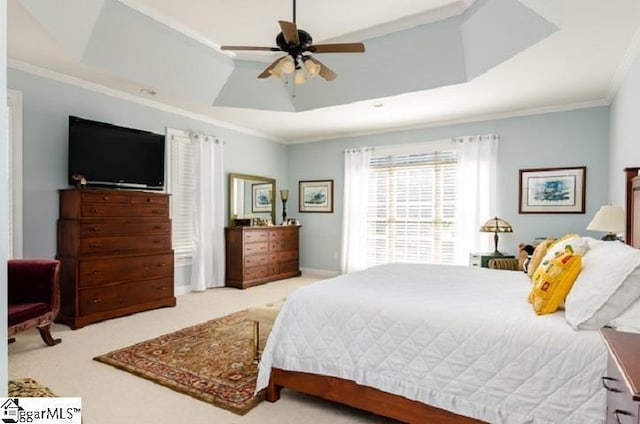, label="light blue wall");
[610,52,640,207]
[8,68,289,290]
[289,107,610,272]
